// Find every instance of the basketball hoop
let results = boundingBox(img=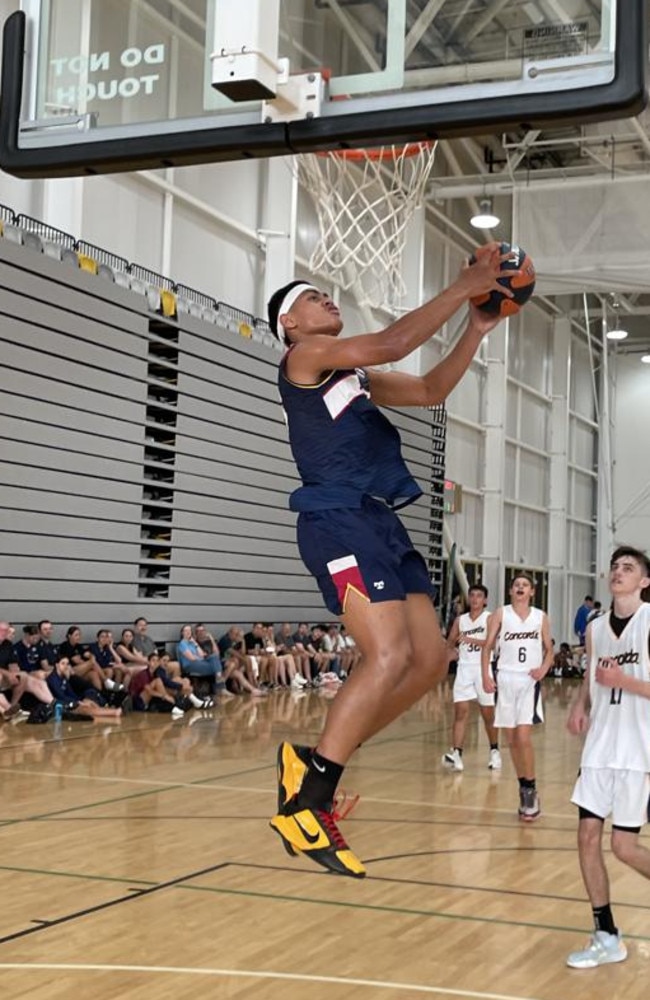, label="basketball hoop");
[293,141,437,309]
